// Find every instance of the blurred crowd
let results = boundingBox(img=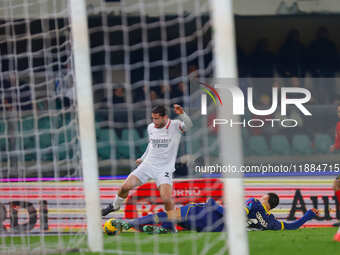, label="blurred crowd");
[1,24,340,114]
[109,26,340,108]
[237,26,339,105]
